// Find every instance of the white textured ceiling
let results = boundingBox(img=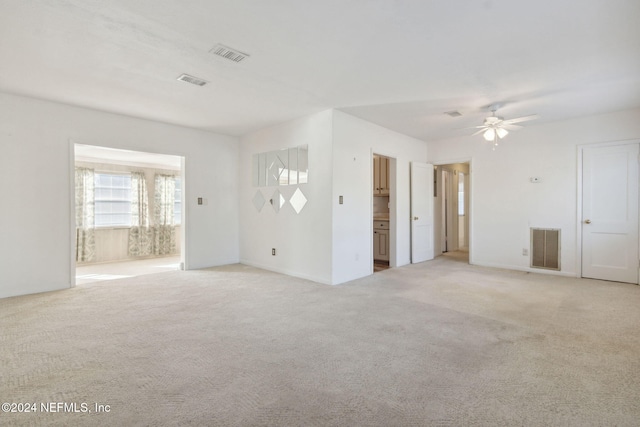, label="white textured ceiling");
[1,0,639,142]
